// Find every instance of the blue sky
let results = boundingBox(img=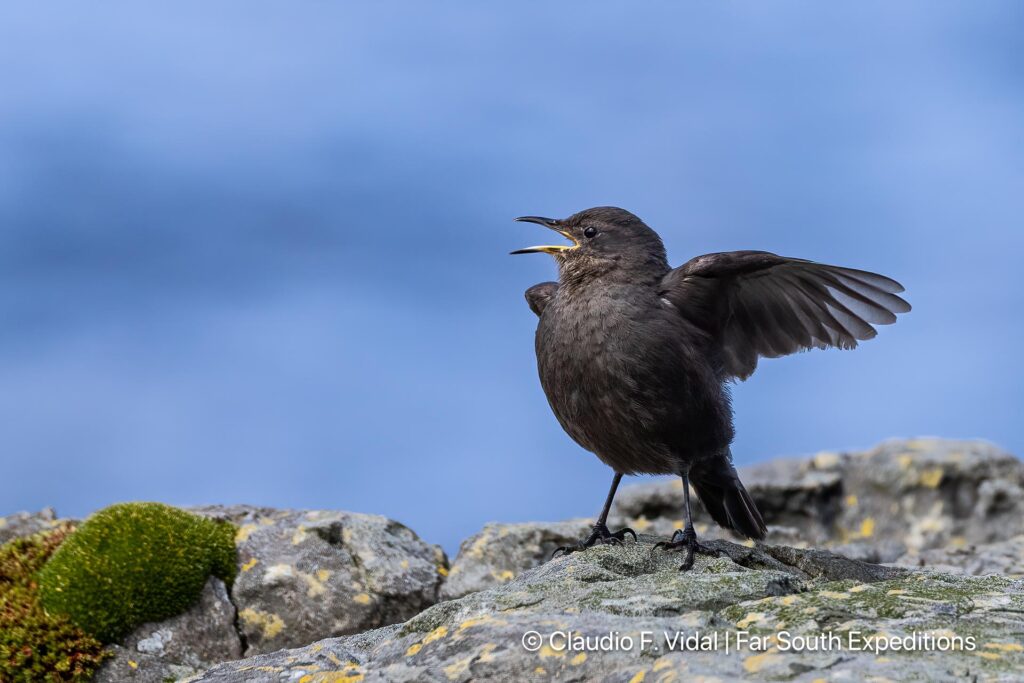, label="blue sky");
[2,3,1021,553]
